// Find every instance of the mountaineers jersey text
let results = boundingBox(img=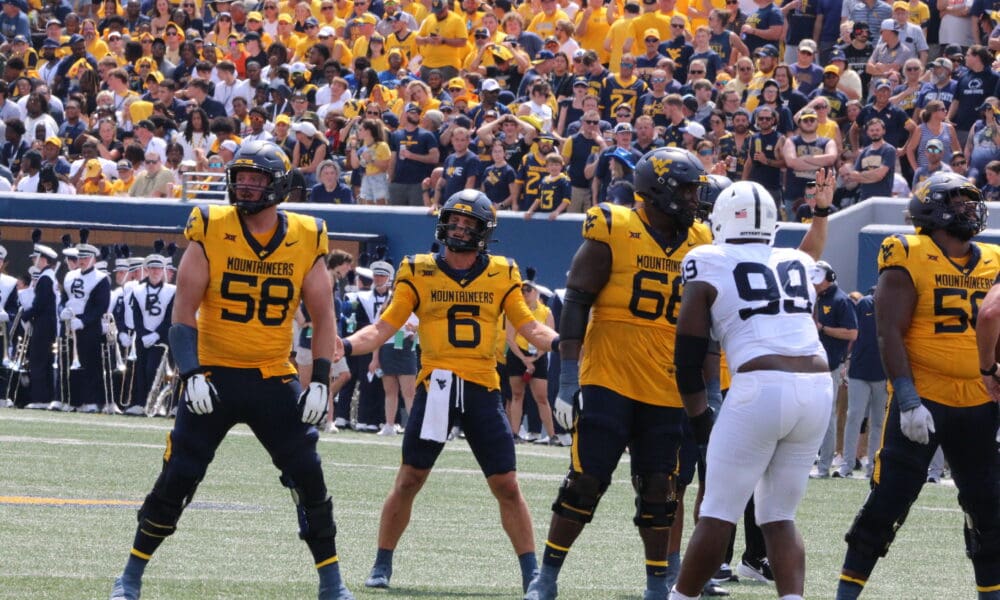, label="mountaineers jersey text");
[184,204,328,377]
[580,202,712,407]
[380,253,535,390]
[878,233,1000,407]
